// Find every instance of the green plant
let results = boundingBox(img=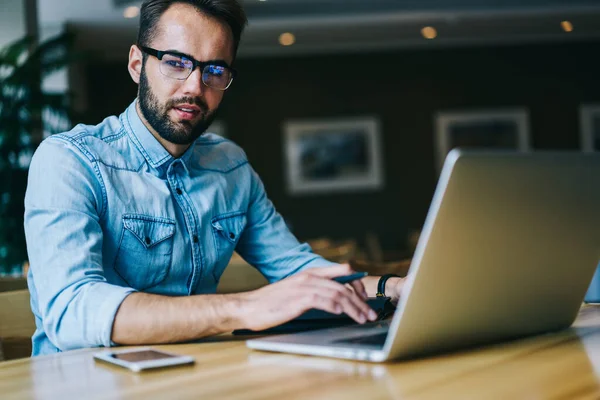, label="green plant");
[0,33,75,275]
